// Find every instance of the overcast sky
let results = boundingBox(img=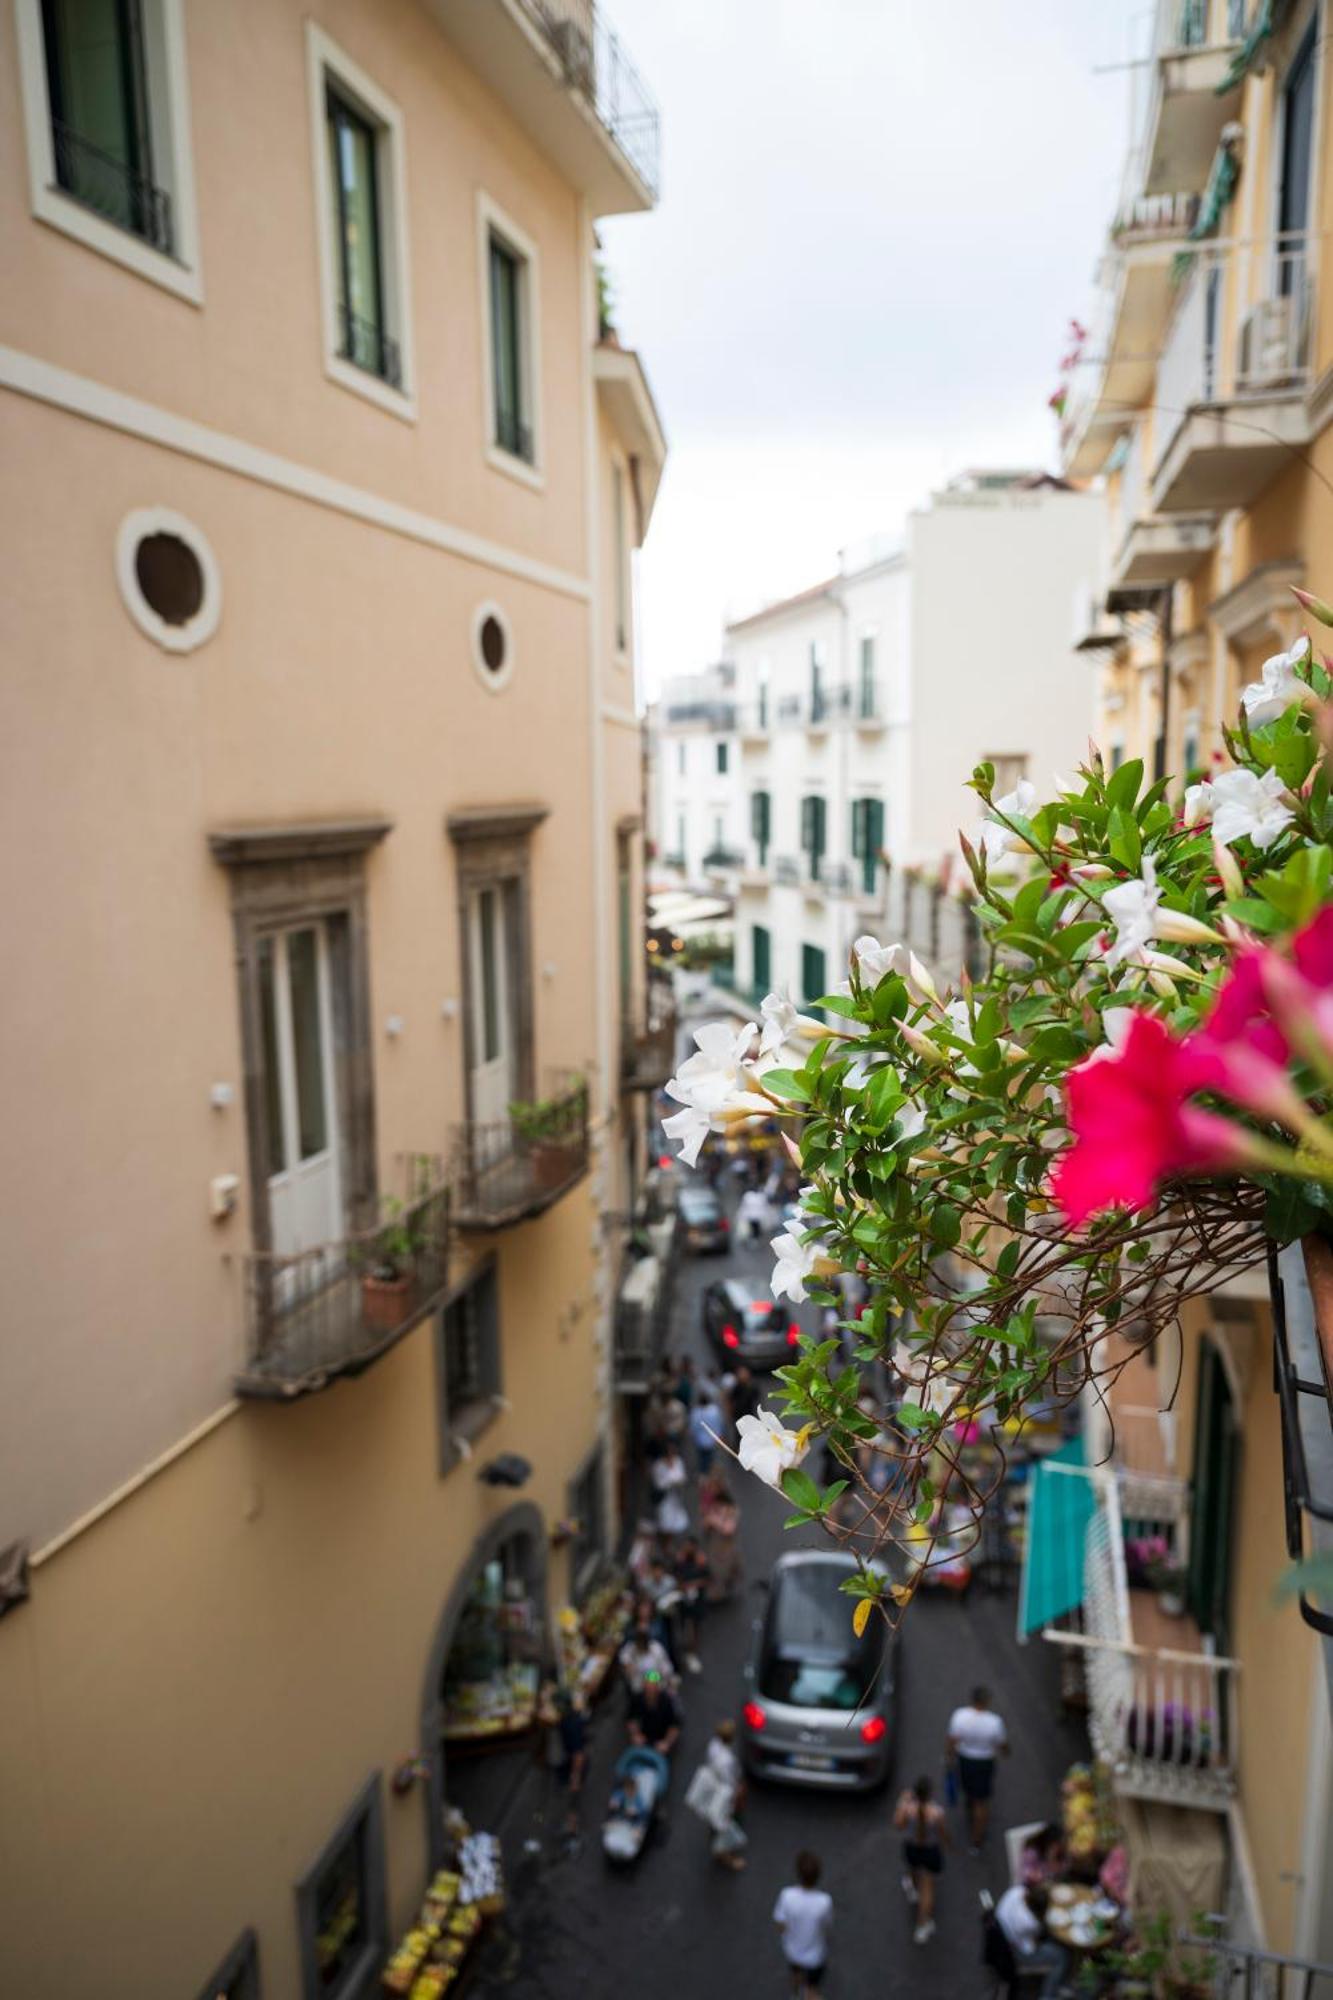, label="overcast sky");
[599,0,1145,695]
